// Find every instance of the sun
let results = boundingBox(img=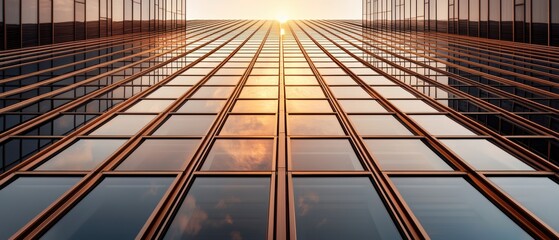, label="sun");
[277,15,289,24]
